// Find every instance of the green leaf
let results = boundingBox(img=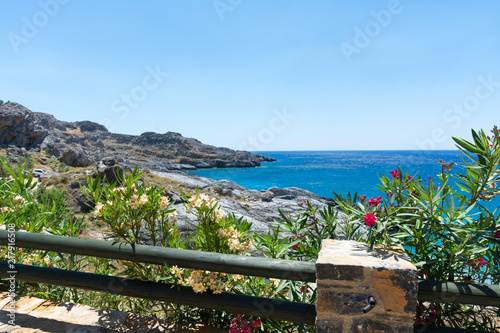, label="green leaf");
[452,137,484,154]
